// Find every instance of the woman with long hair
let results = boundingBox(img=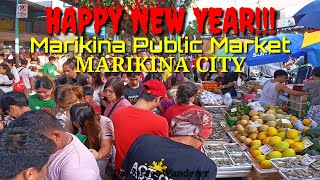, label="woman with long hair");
[101,77,131,120]
[164,82,212,149]
[86,72,105,106]
[53,84,83,134]
[28,75,55,113]
[0,63,14,98]
[70,103,114,178]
